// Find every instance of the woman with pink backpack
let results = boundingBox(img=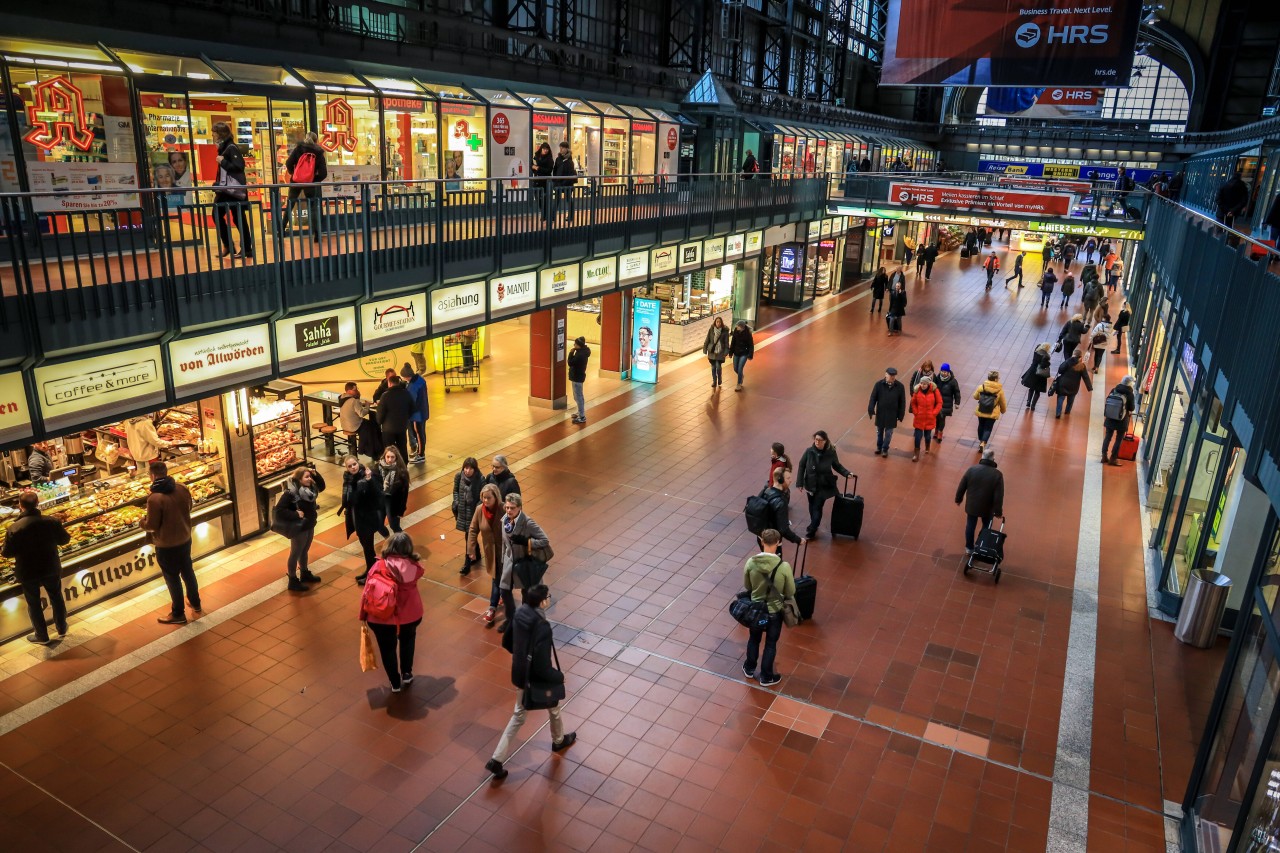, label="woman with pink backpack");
[359,532,424,694]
